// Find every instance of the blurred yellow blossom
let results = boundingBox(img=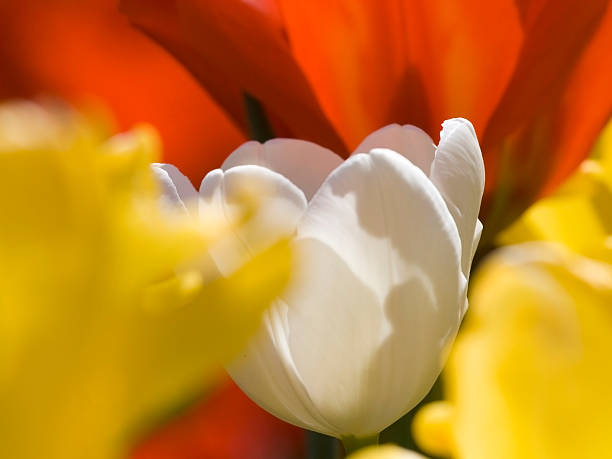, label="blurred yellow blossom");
[499,120,612,255]
[0,101,290,459]
[411,401,454,458]
[347,444,428,459]
[413,120,612,459]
